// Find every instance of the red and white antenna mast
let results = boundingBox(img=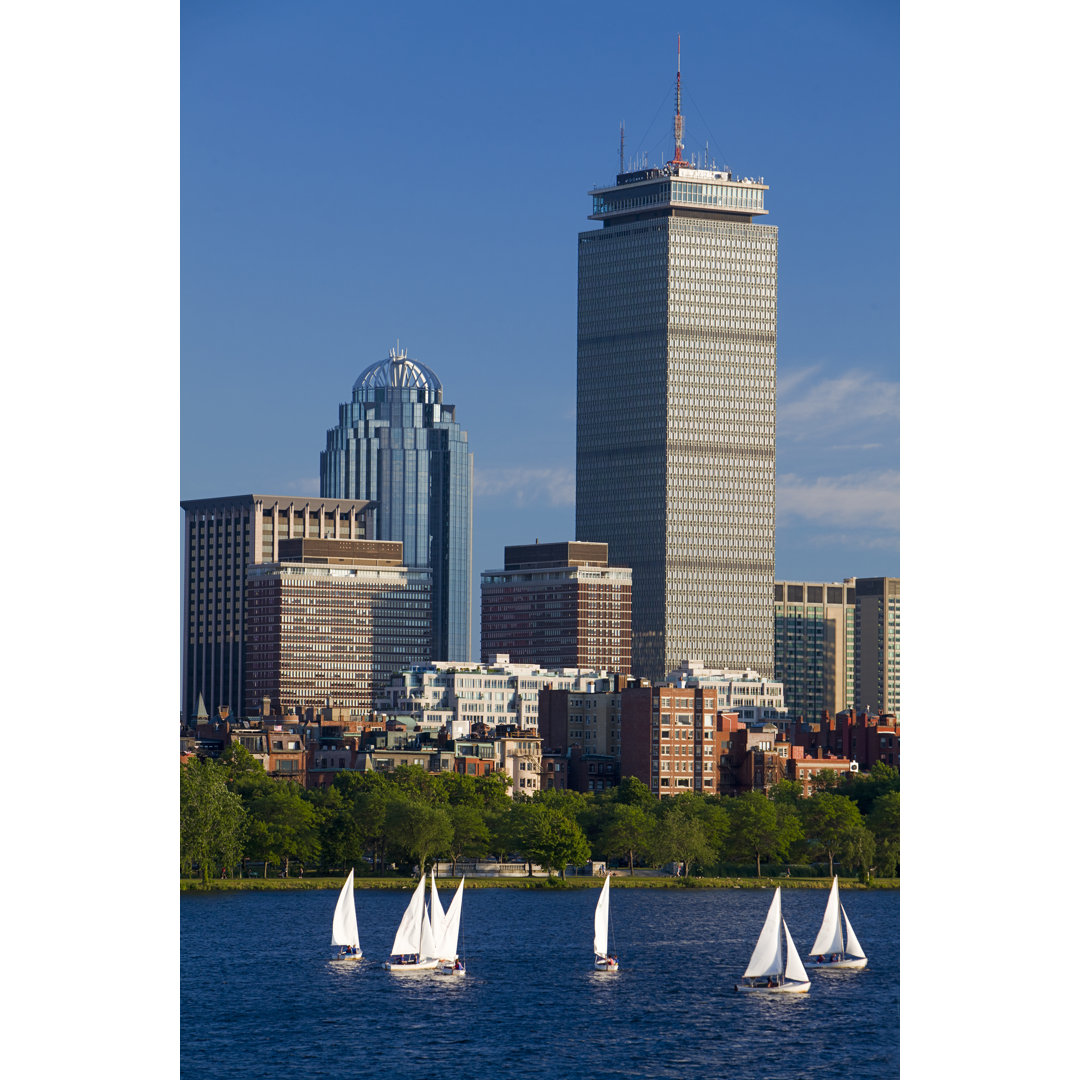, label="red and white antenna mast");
[672,34,685,166]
